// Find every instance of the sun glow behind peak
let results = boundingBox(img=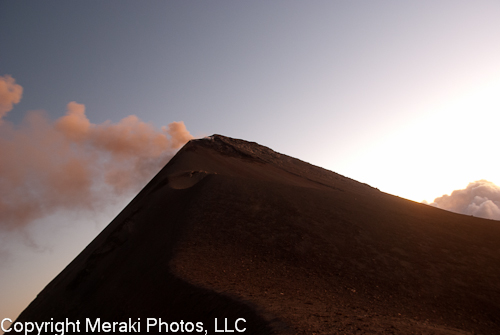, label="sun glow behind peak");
[338,76,500,204]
